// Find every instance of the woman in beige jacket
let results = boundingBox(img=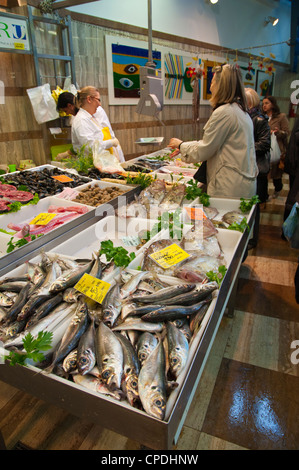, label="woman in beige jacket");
[169,64,258,198]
